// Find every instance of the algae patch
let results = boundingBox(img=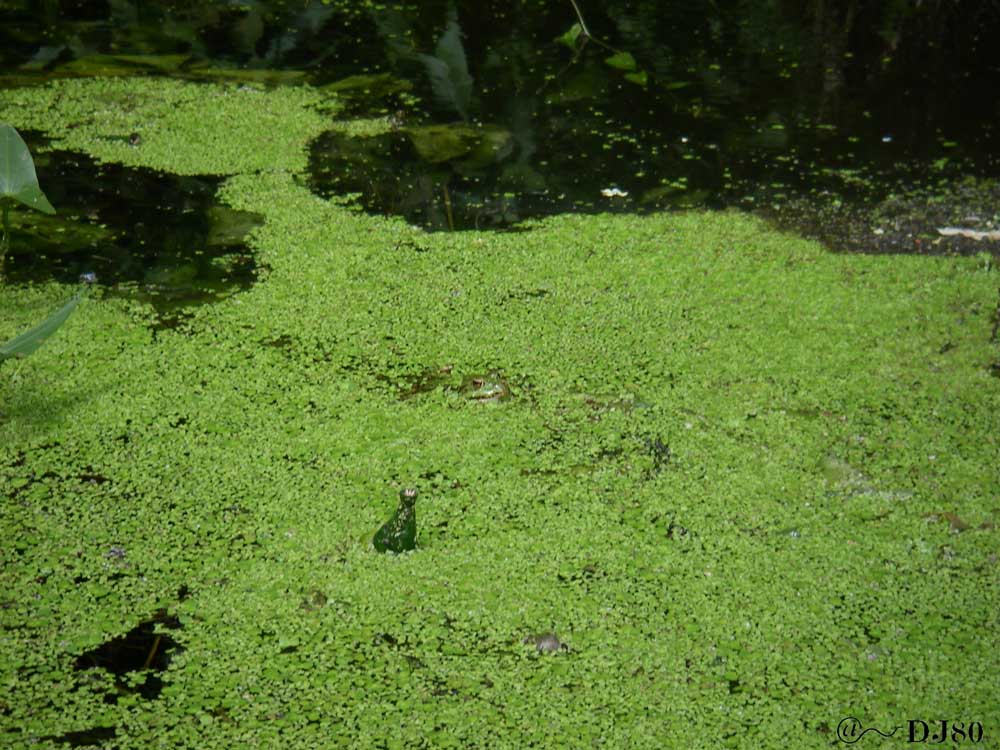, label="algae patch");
[0,77,334,176]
